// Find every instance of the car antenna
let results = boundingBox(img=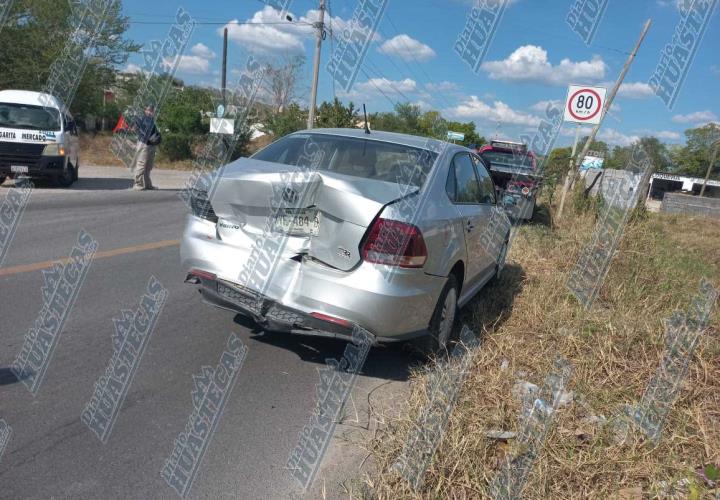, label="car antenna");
[363,104,371,134]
